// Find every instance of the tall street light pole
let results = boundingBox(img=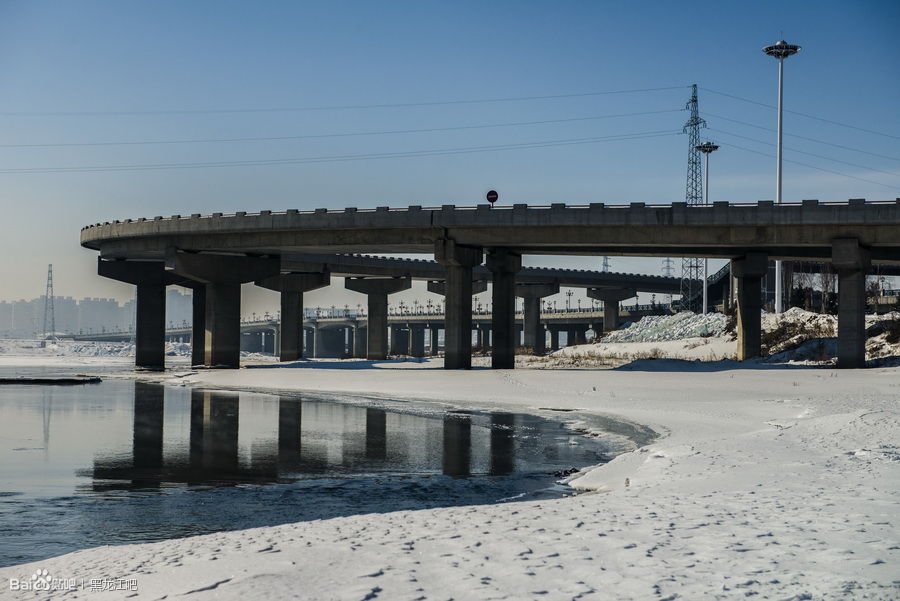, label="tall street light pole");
[696,141,720,314]
[763,39,801,314]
